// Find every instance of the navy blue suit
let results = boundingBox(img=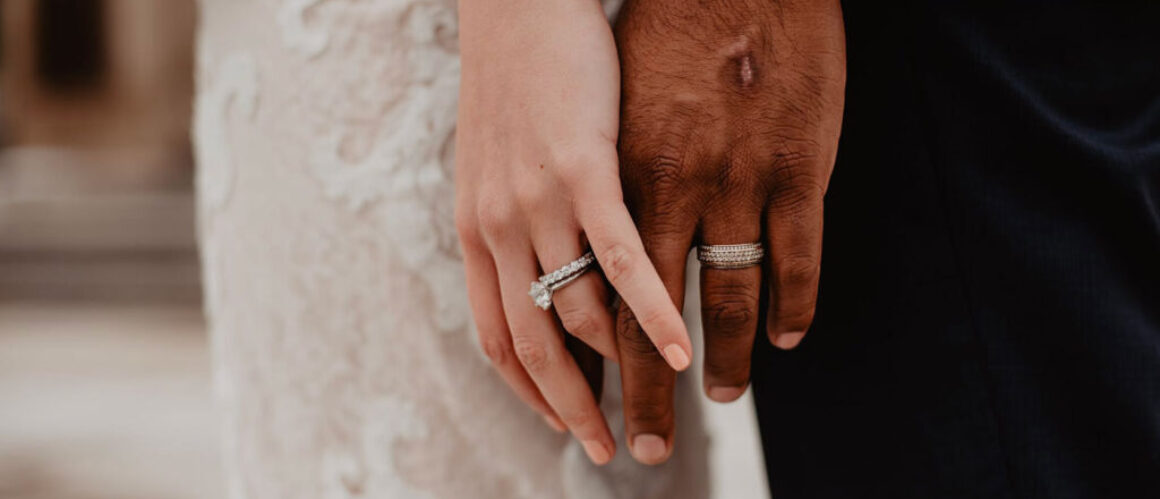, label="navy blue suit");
[752,3,1160,497]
